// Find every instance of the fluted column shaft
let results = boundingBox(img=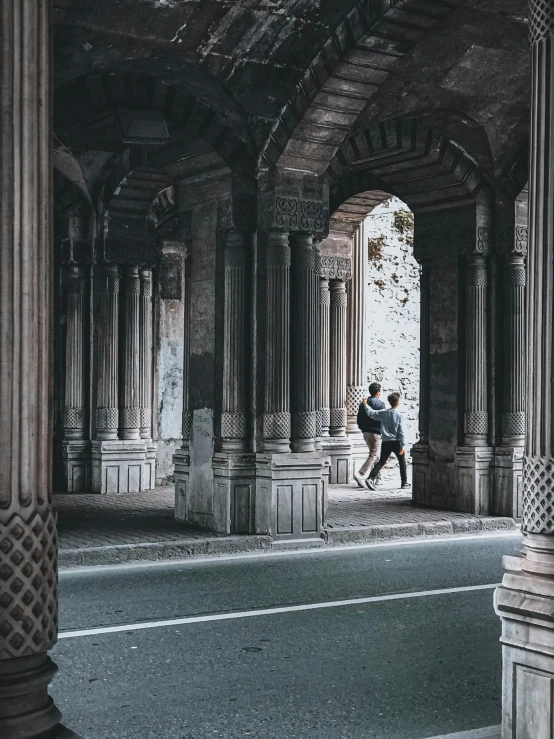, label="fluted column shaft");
[139,269,152,440]
[221,230,248,451]
[418,261,431,445]
[502,254,526,446]
[0,2,72,736]
[464,254,488,446]
[64,267,87,440]
[522,1,554,535]
[96,265,119,440]
[320,278,331,437]
[263,231,291,452]
[291,233,318,452]
[120,266,141,440]
[181,250,192,445]
[346,223,368,432]
[329,280,348,437]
